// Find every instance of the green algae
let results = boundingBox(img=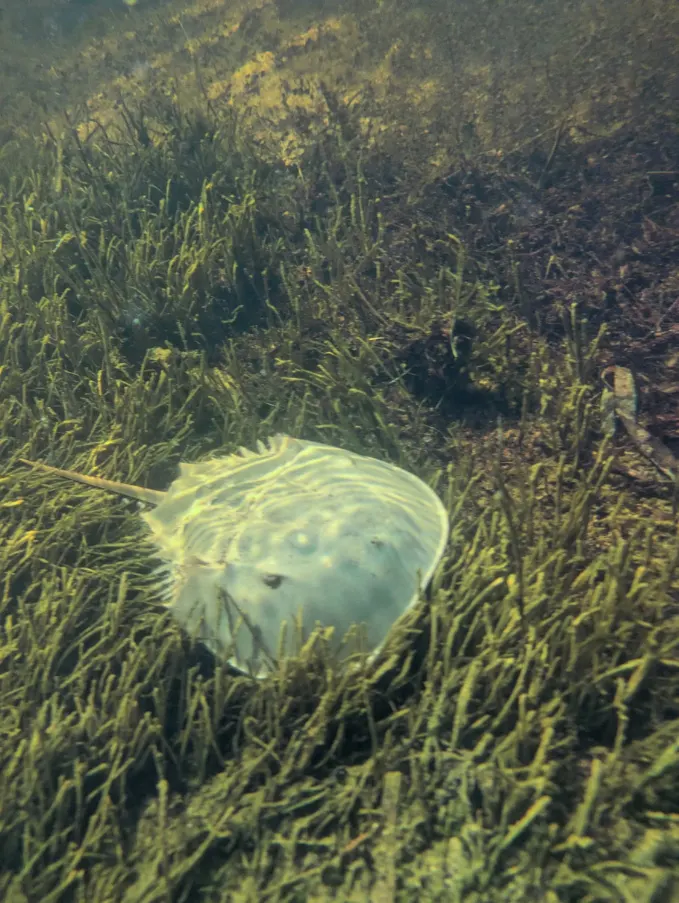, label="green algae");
[1,26,679,903]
